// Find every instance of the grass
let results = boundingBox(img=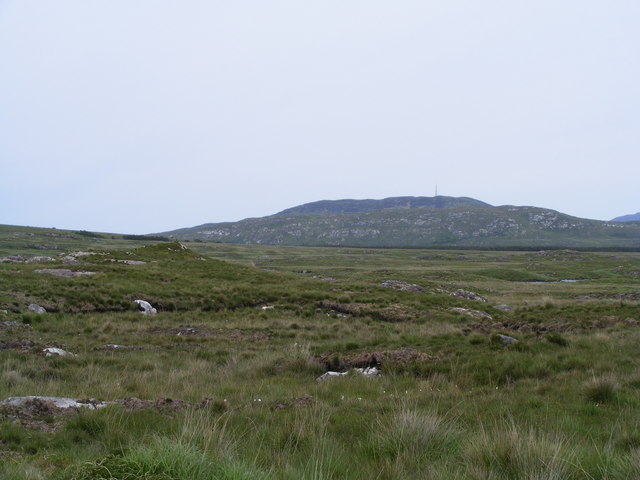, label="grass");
[1,226,640,478]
